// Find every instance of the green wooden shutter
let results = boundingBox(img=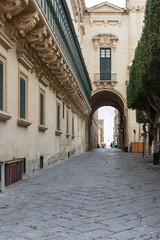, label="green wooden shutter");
[72,116,74,136]
[40,92,44,125]
[66,112,69,134]
[100,48,111,80]
[0,60,3,111]
[57,104,60,130]
[62,102,65,119]
[20,77,26,119]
